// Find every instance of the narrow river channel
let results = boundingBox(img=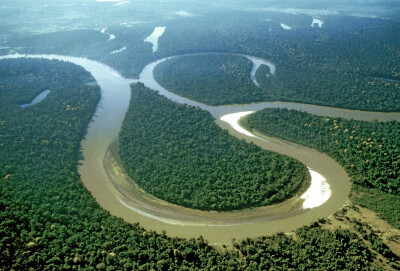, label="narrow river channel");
[2,53,399,244]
